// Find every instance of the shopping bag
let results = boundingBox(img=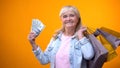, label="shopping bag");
[87,34,108,68]
[100,27,120,38]
[87,27,118,62]
[93,29,118,61]
[98,35,117,61]
[97,29,120,49]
